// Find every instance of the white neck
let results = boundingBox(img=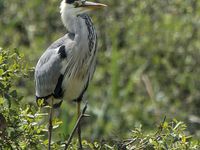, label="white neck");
[60,1,97,60]
[60,1,87,33]
[60,2,76,32]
